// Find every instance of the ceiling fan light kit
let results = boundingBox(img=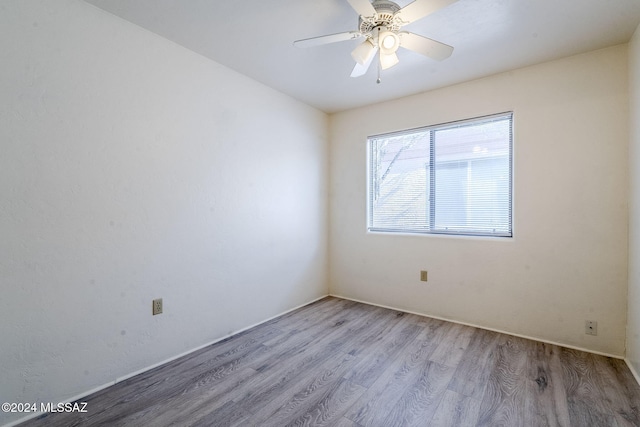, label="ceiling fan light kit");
[294,0,456,81]
[351,39,377,65]
[378,28,400,54]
